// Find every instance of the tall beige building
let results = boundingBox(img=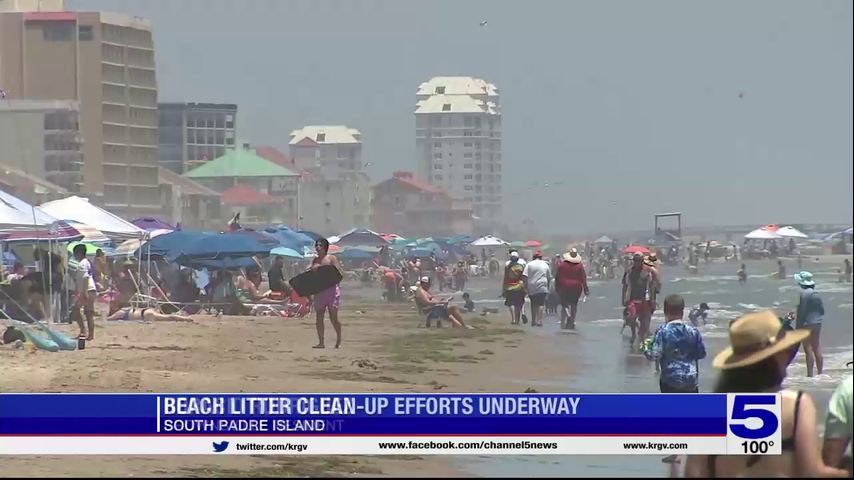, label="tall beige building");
[0,0,160,218]
[288,126,371,234]
[415,76,502,226]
